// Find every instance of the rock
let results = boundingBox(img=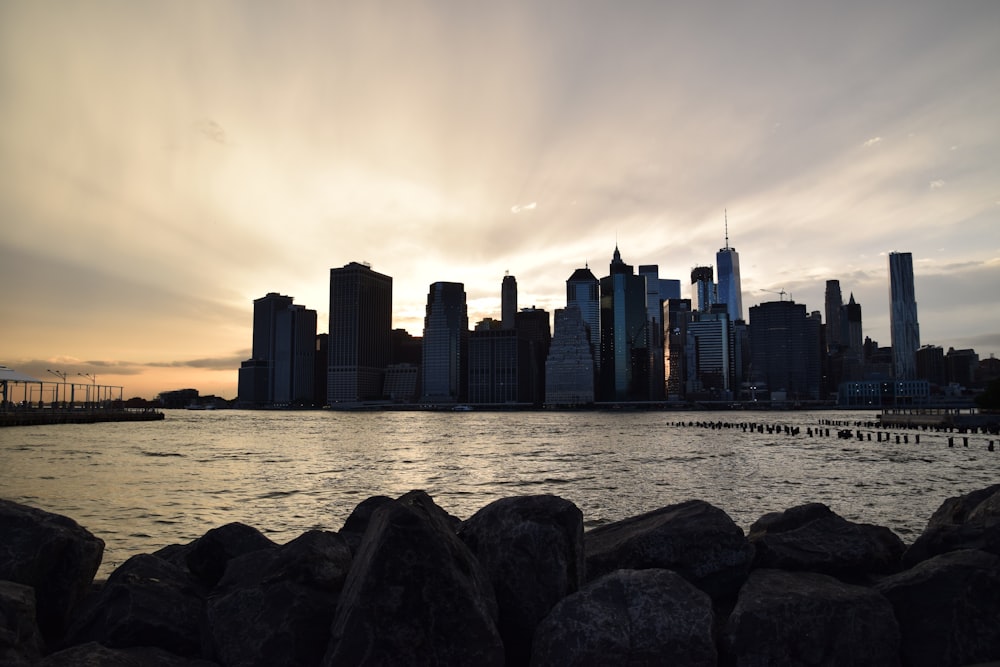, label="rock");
[65,553,207,658]
[0,499,104,643]
[0,580,43,666]
[748,502,905,580]
[184,522,279,588]
[584,499,753,600]
[458,494,584,666]
[339,495,394,554]
[530,568,716,667]
[40,641,219,666]
[722,569,900,666]
[876,549,1000,667]
[903,483,1000,567]
[206,530,352,667]
[323,492,504,666]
